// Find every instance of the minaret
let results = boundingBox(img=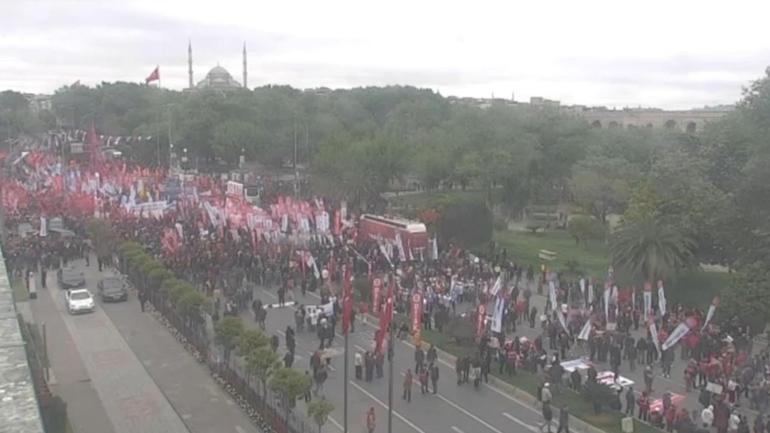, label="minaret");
[242,42,248,89]
[187,39,194,89]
